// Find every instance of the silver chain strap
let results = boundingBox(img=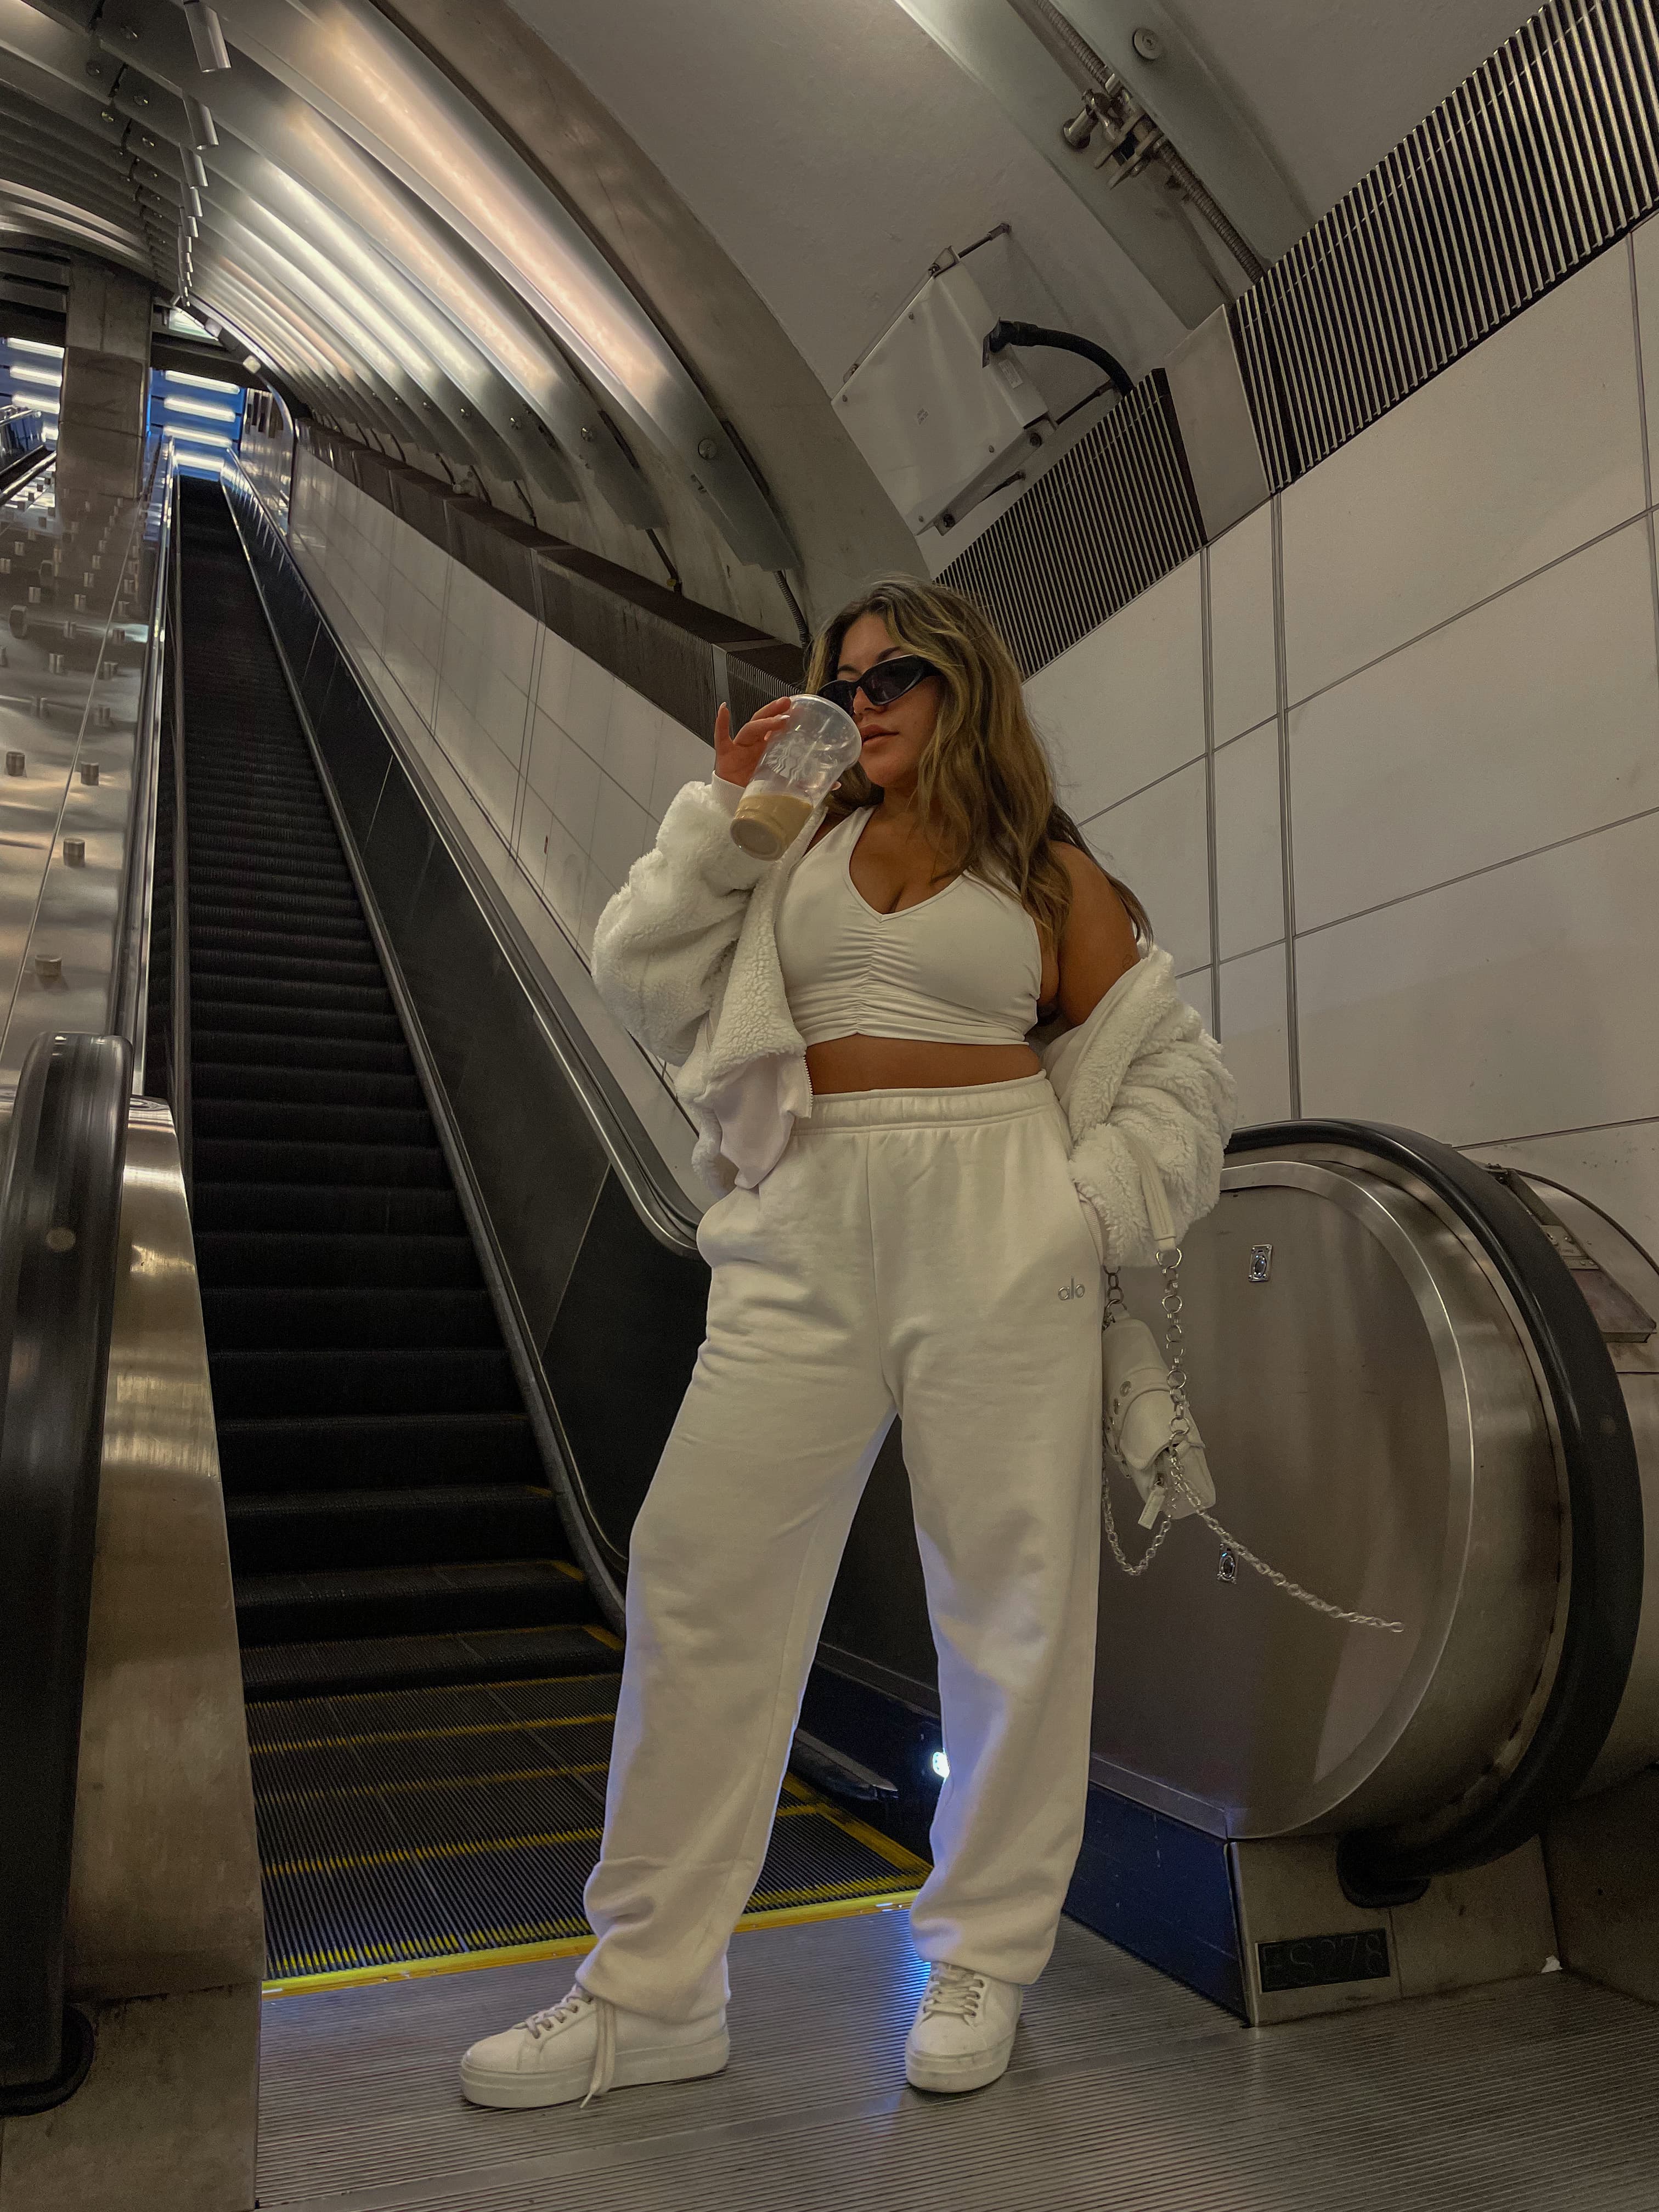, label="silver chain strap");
[1099,1260,1403,1634]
